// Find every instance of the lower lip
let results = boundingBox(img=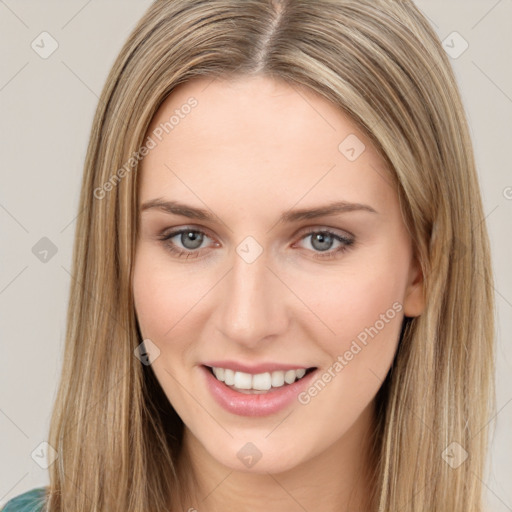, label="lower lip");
[200,365,318,417]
